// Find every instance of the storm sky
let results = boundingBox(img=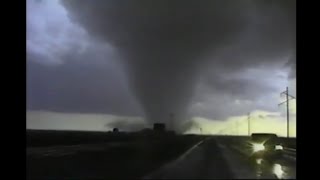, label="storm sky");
[27,0,296,131]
